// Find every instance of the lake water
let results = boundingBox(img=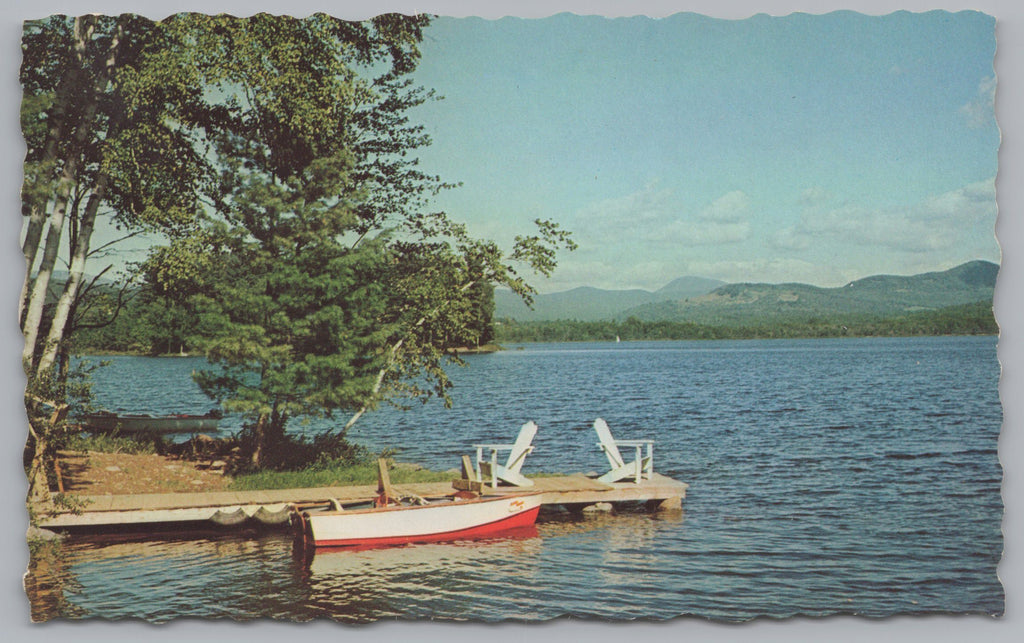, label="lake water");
[27,336,1004,622]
